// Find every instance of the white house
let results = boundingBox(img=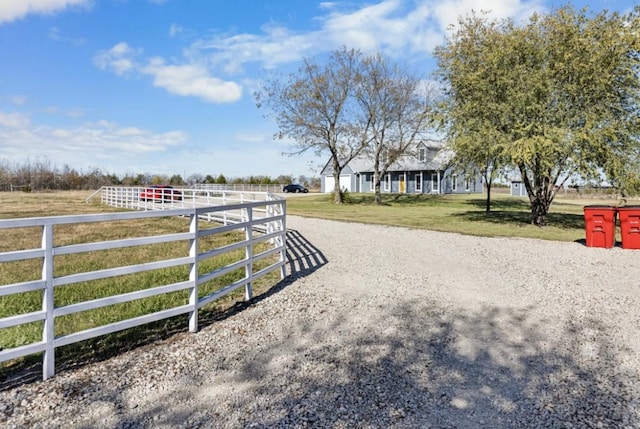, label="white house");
[320,141,483,194]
